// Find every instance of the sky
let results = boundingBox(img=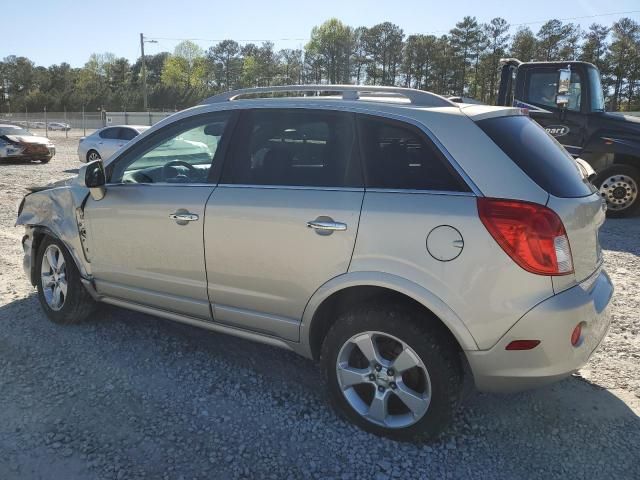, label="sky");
[2,0,640,67]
